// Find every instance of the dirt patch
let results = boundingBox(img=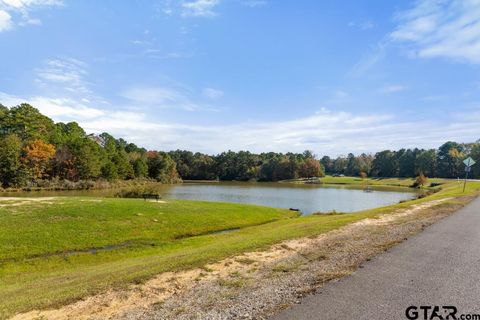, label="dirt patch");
[0,197,57,201]
[146,200,166,203]
[354,198,450,227]
[0,197,57,208]
[11,197,471,320]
